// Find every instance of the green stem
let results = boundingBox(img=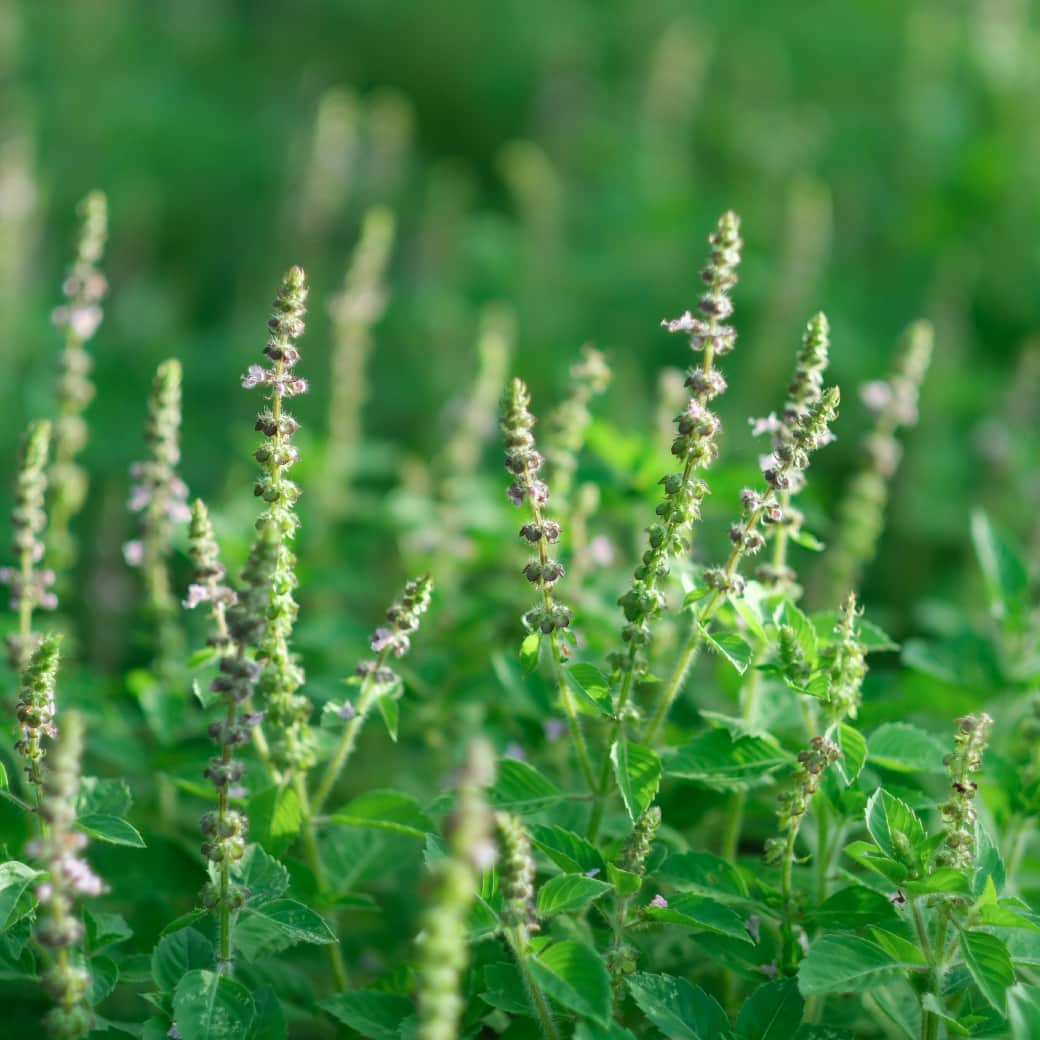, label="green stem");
[720,667,763,860]
[294,773,349,990]
[311,646,392,815]
[643,622,705,745]
[815,801,831,904]
[779,826,800,973]
[507,927,560,1040]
